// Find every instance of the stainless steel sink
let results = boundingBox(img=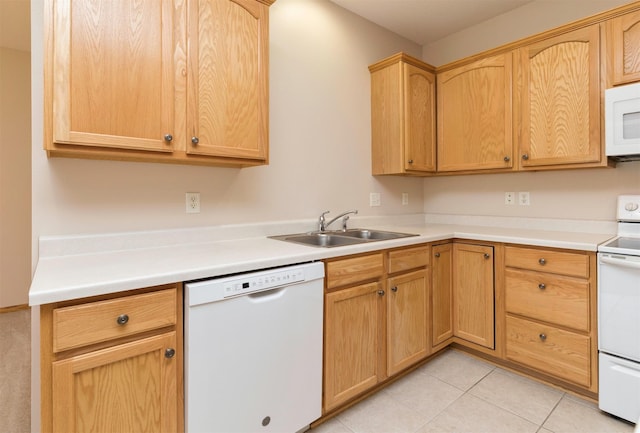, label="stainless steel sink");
[269,229,418,248]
